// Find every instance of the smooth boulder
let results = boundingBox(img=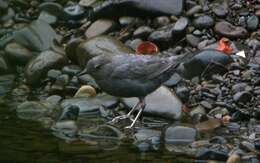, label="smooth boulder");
[25,50,68,85]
